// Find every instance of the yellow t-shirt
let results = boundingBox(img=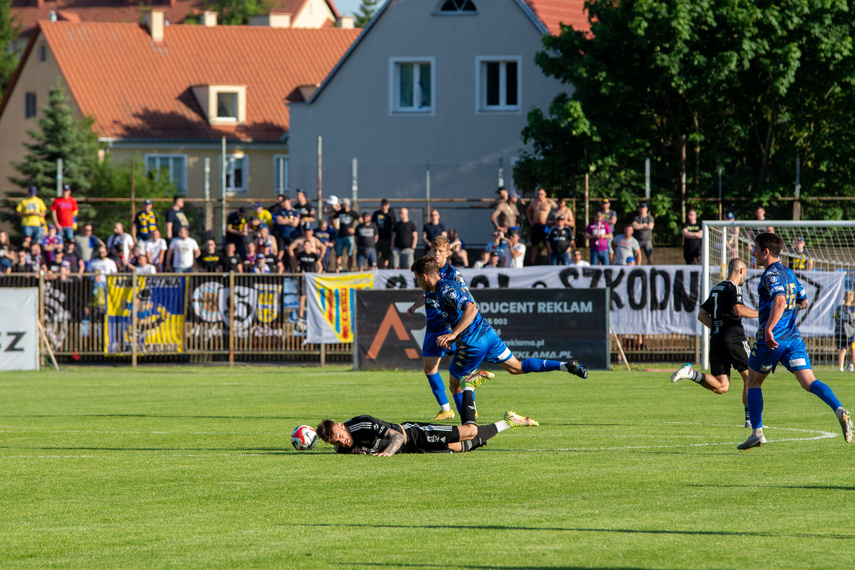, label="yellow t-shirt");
[16,196,47,227]
[256,209,273,228]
